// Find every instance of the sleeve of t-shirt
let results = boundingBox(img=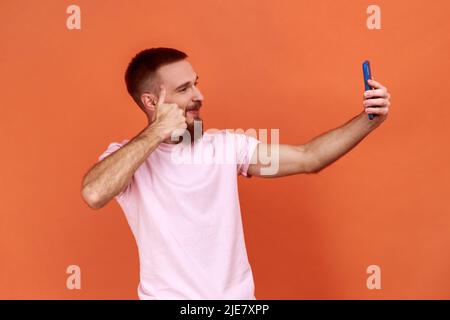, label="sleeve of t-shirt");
[233,132,261,178]
[97,140,132,200]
